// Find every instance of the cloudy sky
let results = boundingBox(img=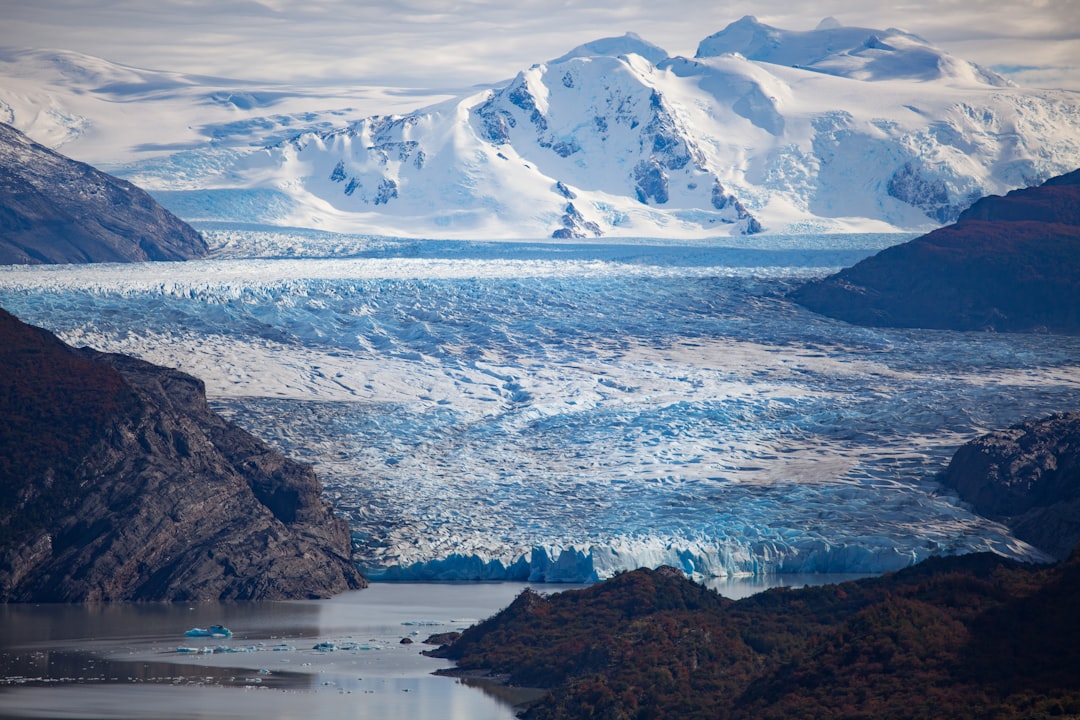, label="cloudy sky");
[1,0,1078,91]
